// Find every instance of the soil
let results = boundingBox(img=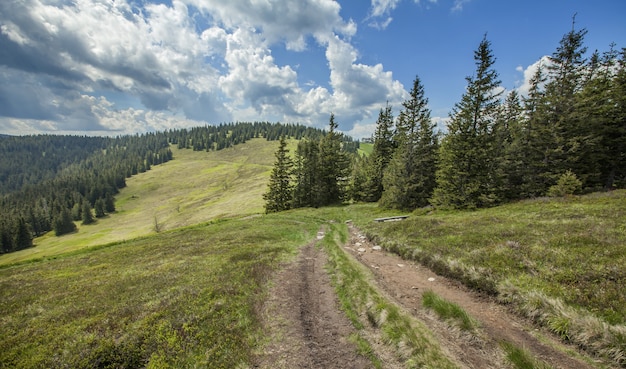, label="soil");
[253,224,606,368]
[253,228,374,368]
